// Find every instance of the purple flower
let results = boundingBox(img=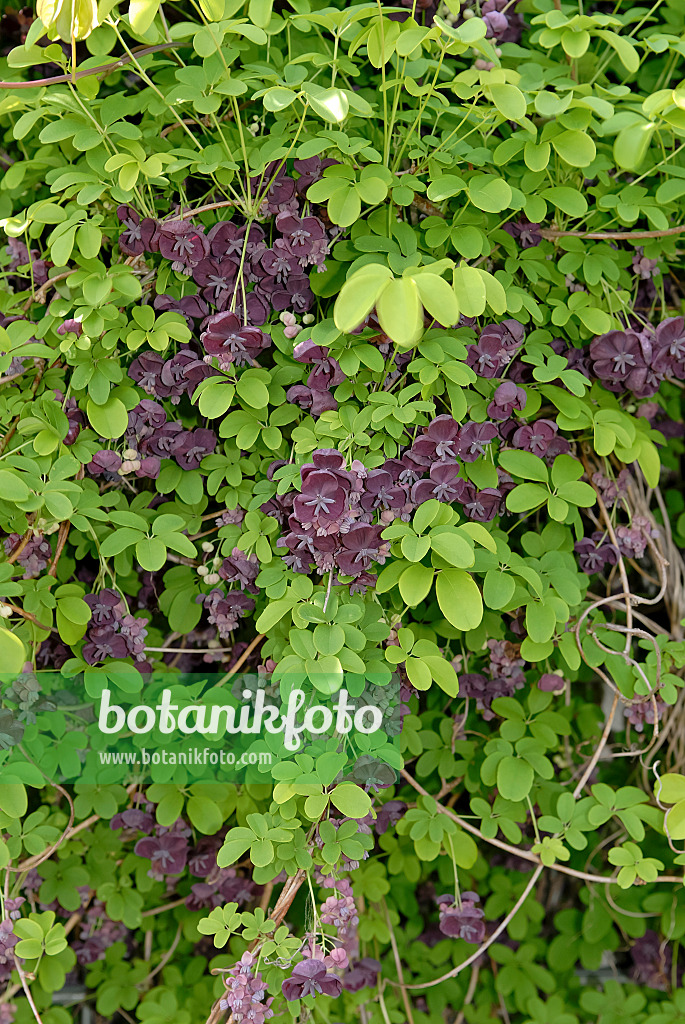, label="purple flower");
[412,415,461,462]
[282,959,343,1001]
[82,627,130,665]
[117,205,159,256]
[437,892,485,943]
[293,155,338,196]
[294,470,349,530]
[341,958,381,993]
[286,384,338,417]
[337,524,388,576]
[134,833,188,880]
[193,257,238,306]
[218,548,260,594]
[487,381,527,420]
[153,293,209,326]
[458,421,499,462]
[174,428,217,470]
[200,311,270,369]
[412,462,465,504]
[511,419,559,456]
[461,484,501,522]
[158,221,209,270]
